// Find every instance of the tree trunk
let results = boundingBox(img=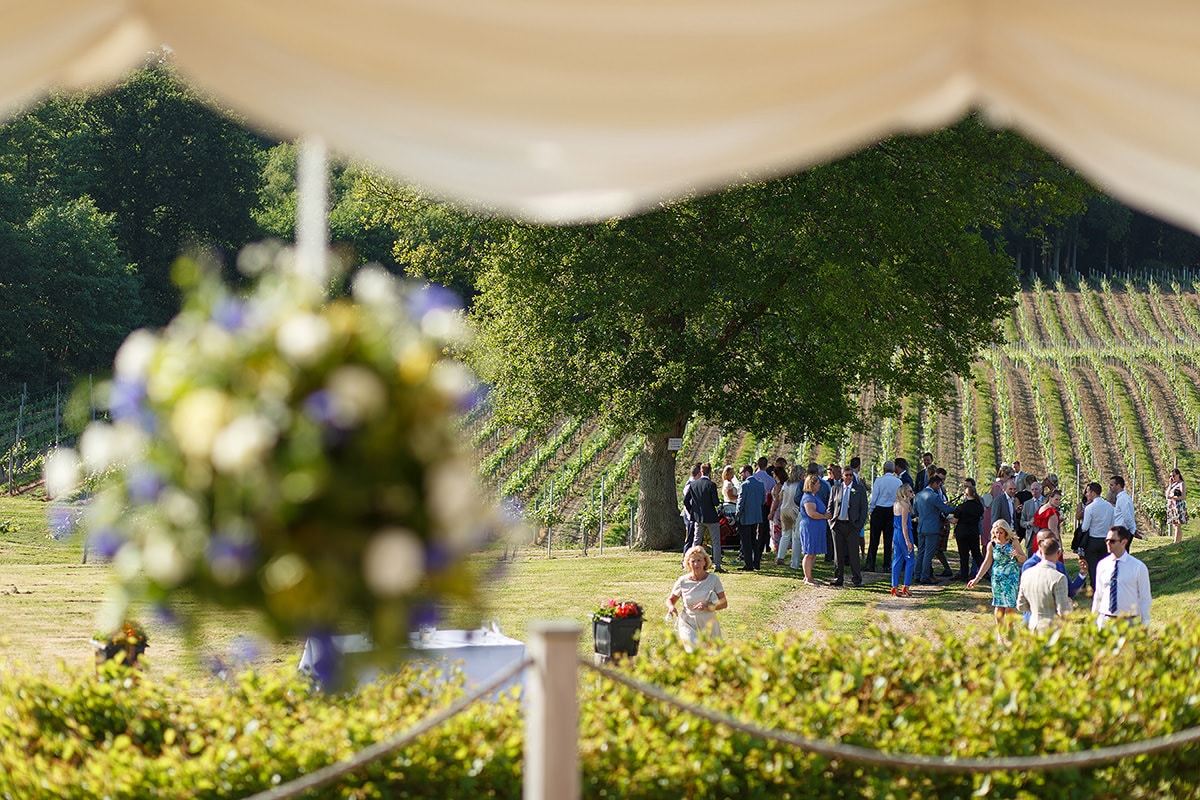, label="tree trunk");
[633,432,686,550]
